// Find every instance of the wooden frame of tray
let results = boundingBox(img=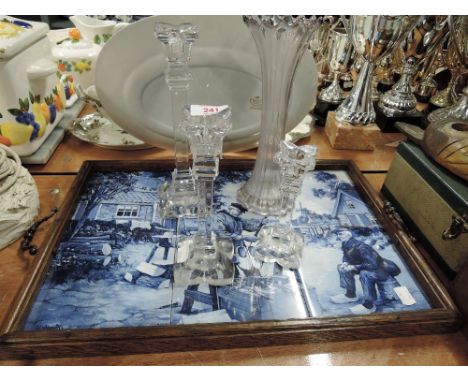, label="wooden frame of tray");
[0,159,462,360]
